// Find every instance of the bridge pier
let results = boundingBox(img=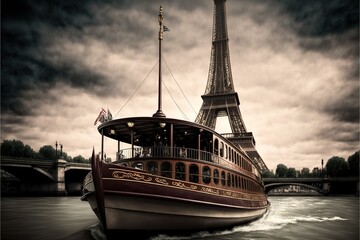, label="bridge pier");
[54,159,67,196]
[321,181,330,195]
[17,159,67,196]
